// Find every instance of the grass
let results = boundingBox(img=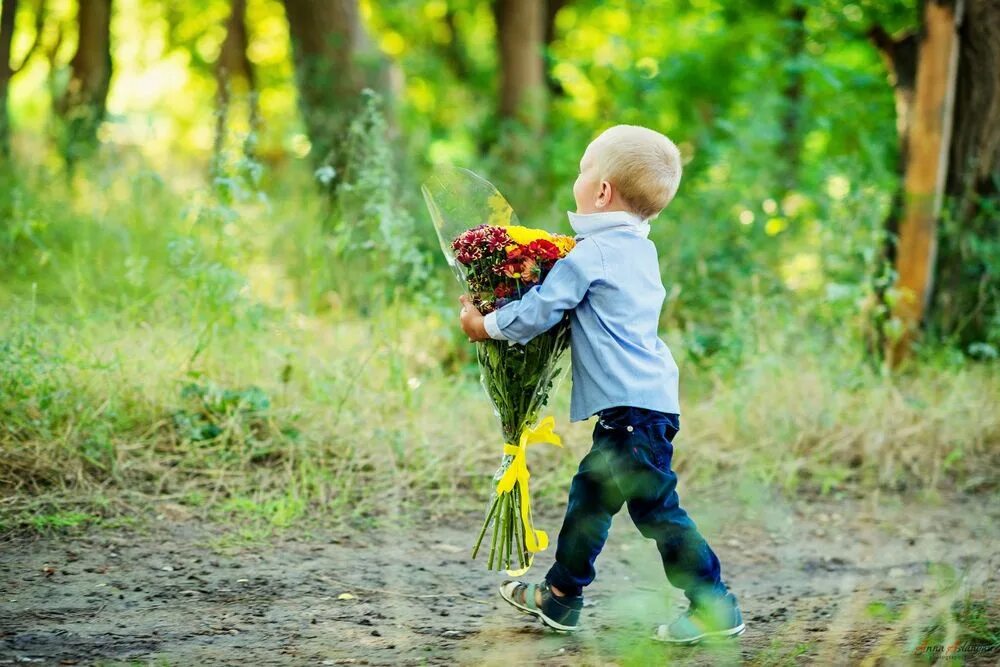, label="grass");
[847,561,1000,664]
[1,154,998,538]
[28,510,95,531]
[2,289,997,538]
